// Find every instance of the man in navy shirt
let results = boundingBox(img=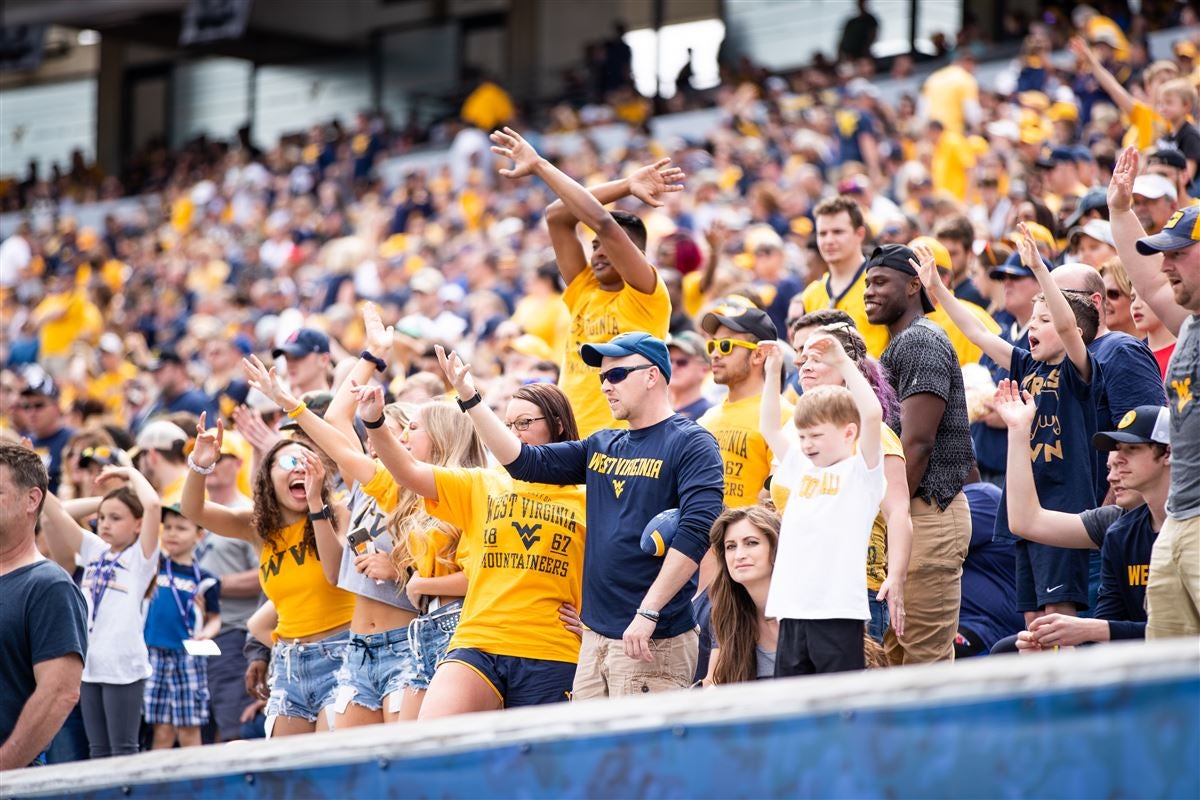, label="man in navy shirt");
[956,480,1023,657]
[136,349,218,432]
[444,332,724,699]
[0,444,88,769]
[16,376,73,495]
